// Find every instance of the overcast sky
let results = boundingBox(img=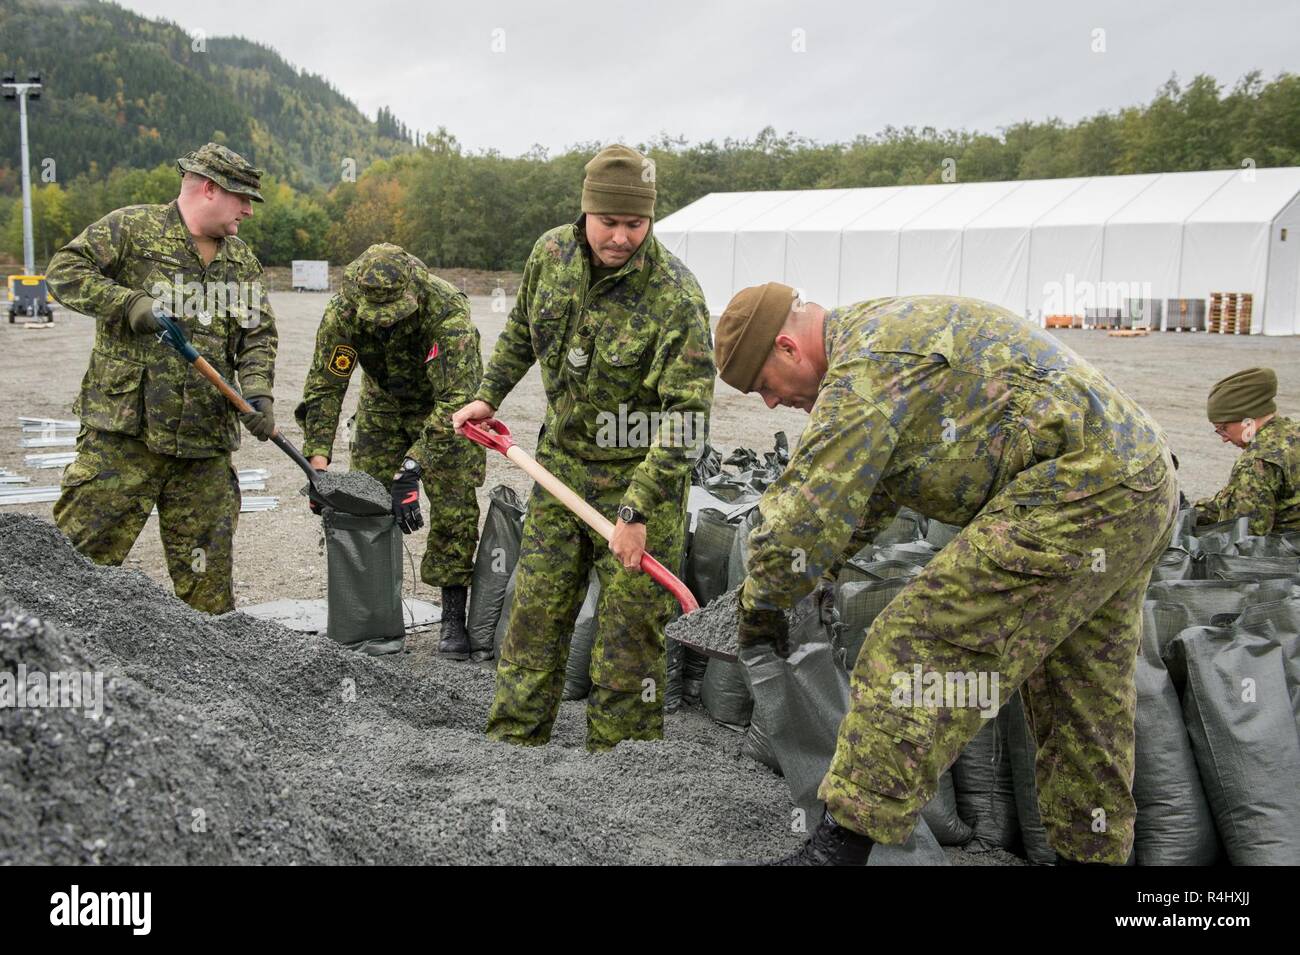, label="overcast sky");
[117,0,1299,155]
